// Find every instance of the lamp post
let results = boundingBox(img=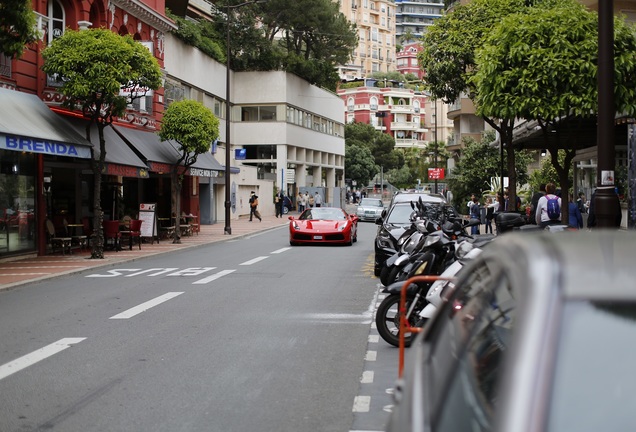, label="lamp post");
[433,98,438,194]
[224,0,266,235]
